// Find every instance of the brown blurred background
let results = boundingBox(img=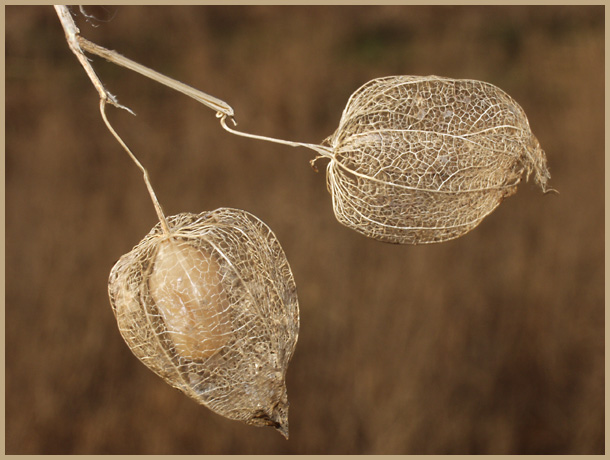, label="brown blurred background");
[5,5,604,454]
